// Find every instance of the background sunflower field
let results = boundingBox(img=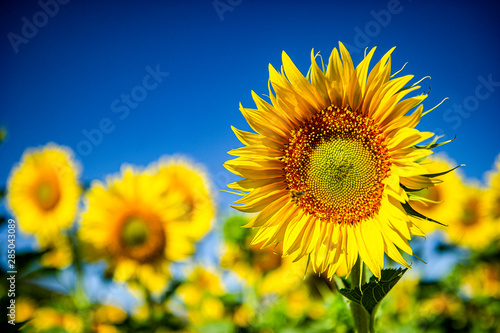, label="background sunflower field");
[1,0,499,332]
